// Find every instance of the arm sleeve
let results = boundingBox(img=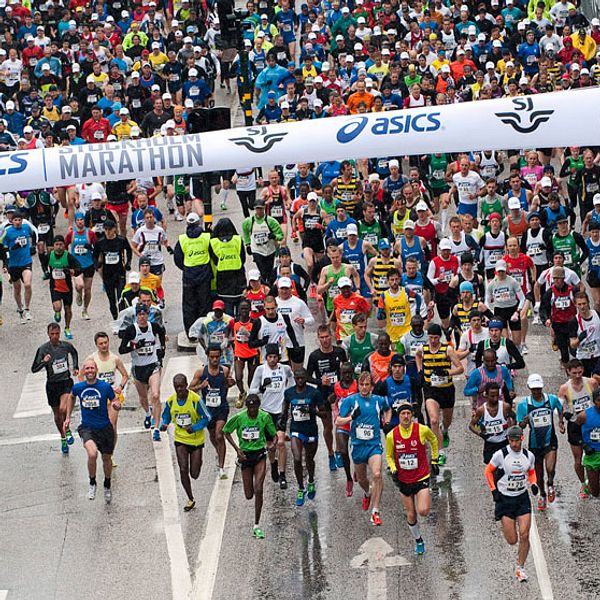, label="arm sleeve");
[31,346,47,373]
[385,430,396,473]
[463,370,481,397]
[423,425,439,461]
[484,462,497,491]
[506,340,526,370]
[118,325,136,354]
[161,401,172,426]
[190,400,210,431]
